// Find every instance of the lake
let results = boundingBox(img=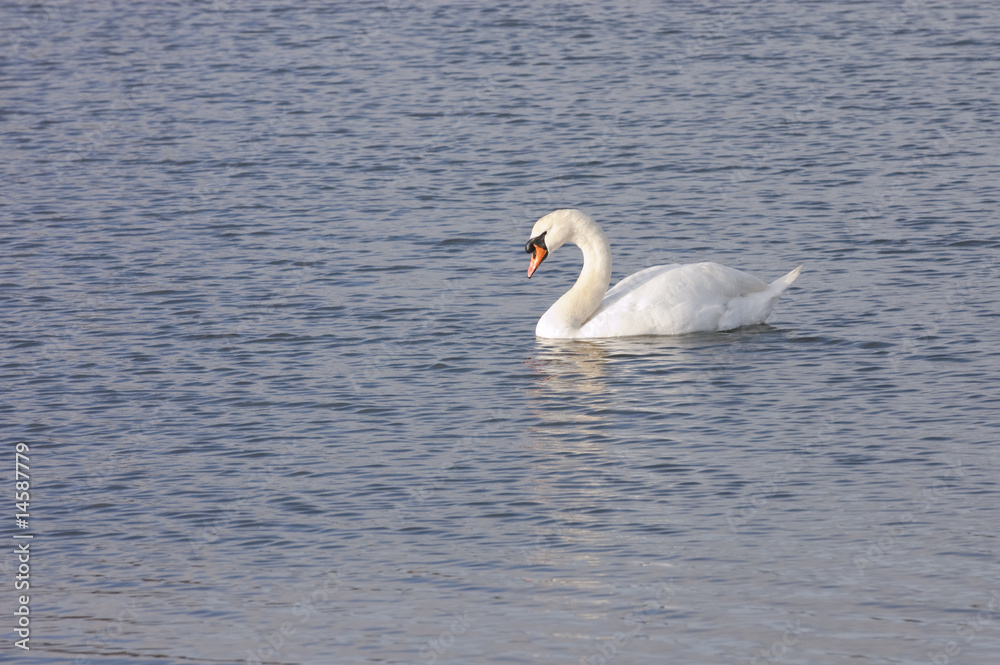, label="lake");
[2,1,998,663]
